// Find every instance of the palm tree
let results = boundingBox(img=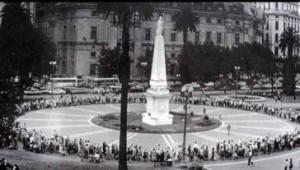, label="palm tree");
[96,3,153,170]
[174,3,197,84]
[174,2,198,44]
[279,27,300,95]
